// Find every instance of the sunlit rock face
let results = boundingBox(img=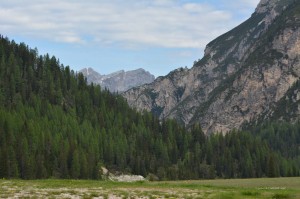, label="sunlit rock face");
[123,0,300,134]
